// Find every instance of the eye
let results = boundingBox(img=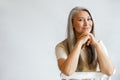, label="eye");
[87,18,92,21]
[78,18,84,21]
